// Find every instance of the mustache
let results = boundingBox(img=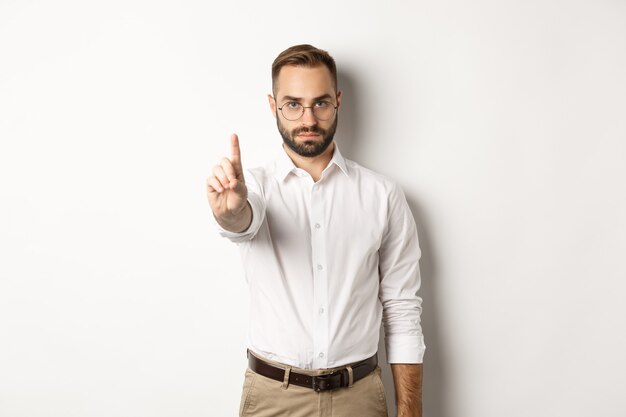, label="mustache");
[293,126,325,135]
